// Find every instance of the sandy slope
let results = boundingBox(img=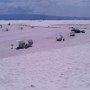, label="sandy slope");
[0,43,90,90]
